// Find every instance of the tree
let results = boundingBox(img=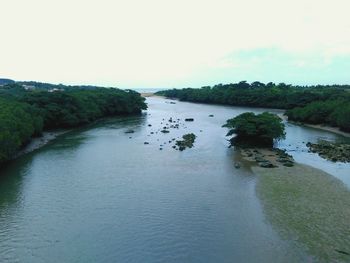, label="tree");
[0,84,147,166]
[223,112,286,146]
